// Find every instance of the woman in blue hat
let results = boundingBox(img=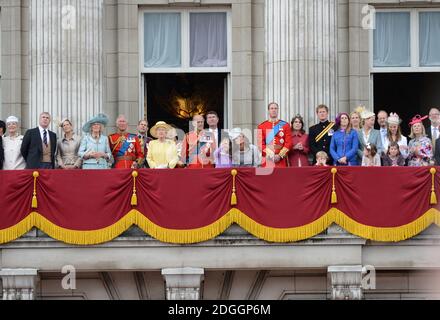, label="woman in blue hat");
[78,114,113,169]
